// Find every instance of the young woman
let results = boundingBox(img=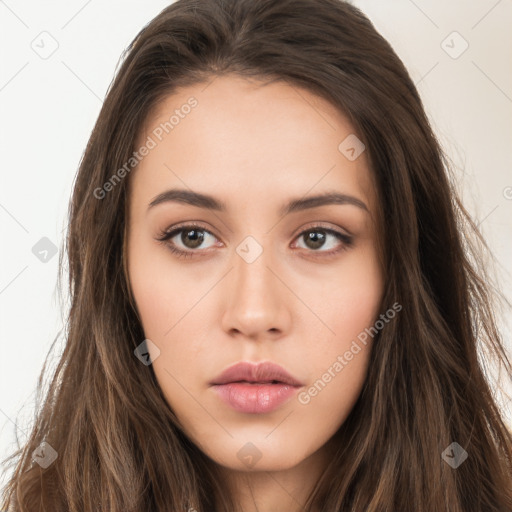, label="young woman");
[2,0,512,510]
